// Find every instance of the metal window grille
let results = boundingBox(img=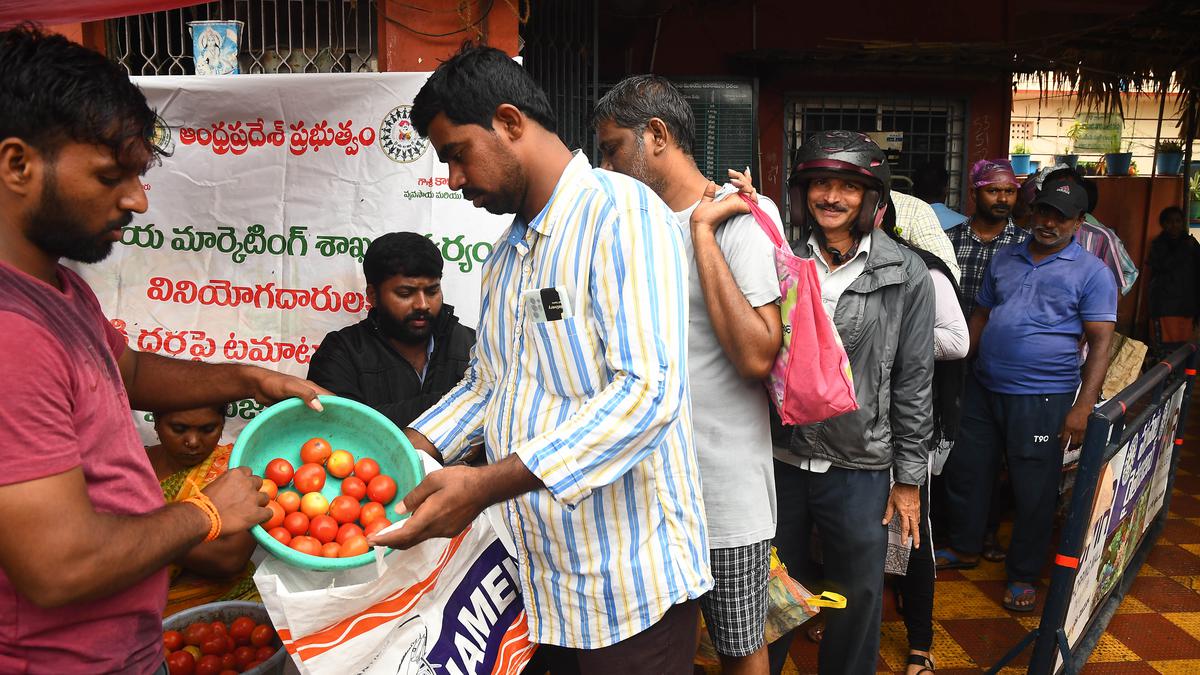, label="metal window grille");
[521,0,598,160]
[784,94,967,238]
[107,0,378,76]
